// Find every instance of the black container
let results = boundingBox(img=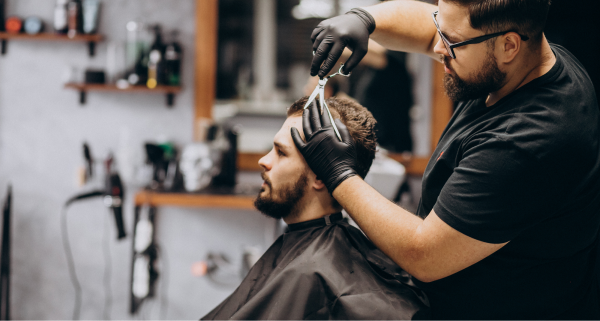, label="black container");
[164,31,182,86]
[85,69,105,84]
[211,125,239,188]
